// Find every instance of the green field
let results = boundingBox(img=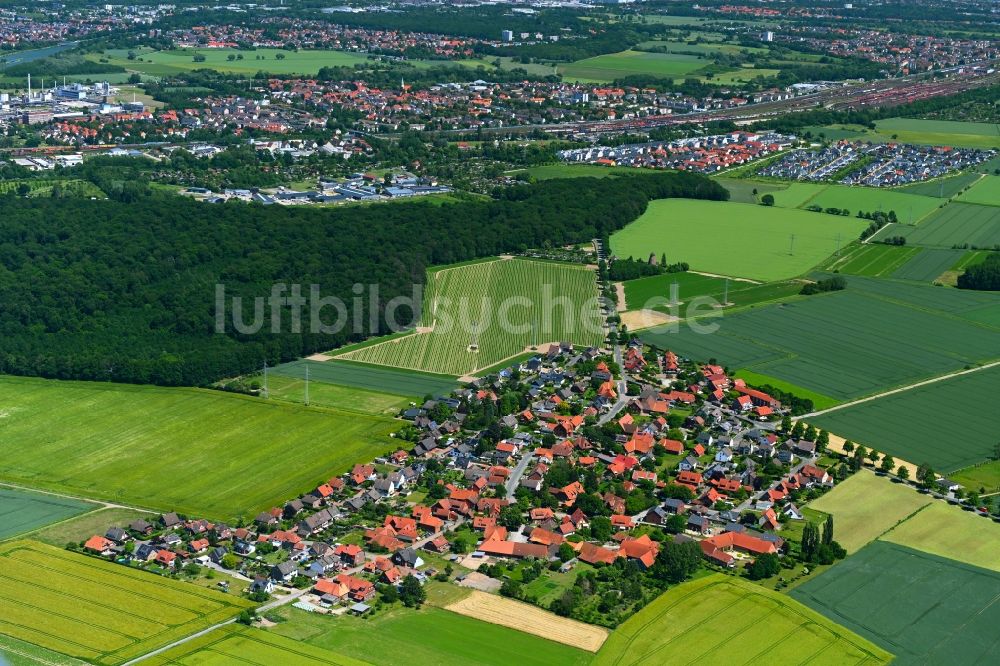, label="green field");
[0,634,87,666]
[610,199,868,281]
[882,502,1000,572]
[271,359,457,401]
[807,471,933,553]
[0,488,95,542]
[805,185,942,224]
[810,365,1000,472]
[93,47,369,77]
[792,541,1000,665]
[339,258,604,376]
[257,373,411,415]
[873,118,1000,149]
[958,174,1000,206]
[559,49,707,82]
[0,376,399,520]
[897,171,983,198]
[0,540,254,665]
[889,247,965,282]
[640,275,1000,401]
[267,605,591,666]
[732,369,840,411]
[141,624,367,666]
[768,182,830,209]
[622,271,801,312]
[828,243,921,277]
[516,164,638,180]
[711,177,788,204]
[882,202,1000,248]
[594,574,891,666]
[951,460,1000,494]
